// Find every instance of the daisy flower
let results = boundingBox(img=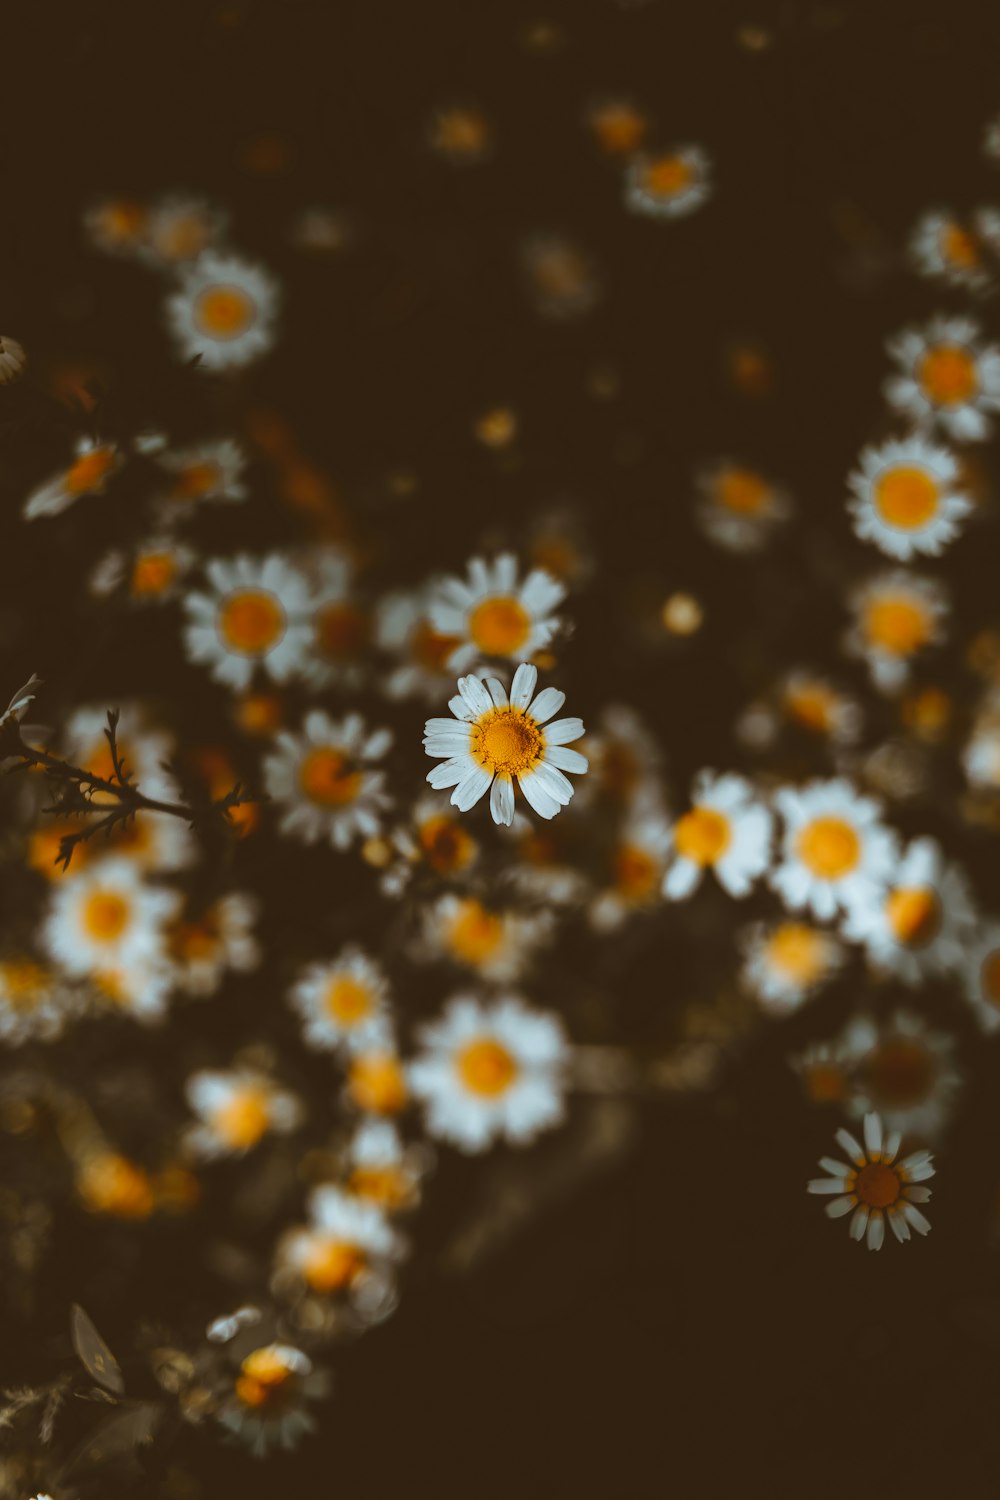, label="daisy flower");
[277,1184,403,1297]
[807,1112,934,1250]
[791,1040,853,1106]
[165,893,261,998]
[376,587,462,701]
[183,554,313,690]
[847,436,973,560]
[838,1012,961,1143]
[346,1045,410,1117]
[264,711,391,849]
[83,196,148,256]
[662,771,772,900]
[963,715,1000,791]
[23,437,121,520]
[346,1120,426,1211]
[88,959,176,1025]
[409,995,568,1153]
[142,194,227,267]
[157,437,247,511]
[625,145,711,219]
[381,795,480,896]
[841,837,976,984]
[962,923,1000,1032]
[740,920,845,1015]
[694,460,792,552]
[91,536,196,604]
[289,947,391,1053]
[185,1069,303,1159]
[845,570,947,693]
[300,549,371,688]
[63,702,179,806]
[0,954,87,1045]
[770,779,897,922]
[520,232,602,320]
[589,794,672,930]
[166,252,280,369]
[219,1344,325,1457]
[423,663,587,826]
[585,95,649,156]
[884,315,1000,441]
[0,335,27,384]
[778,670,861,744]
[420,894,553,983]
[908,207,1000,292]
[40,860,180,979]
[426,104,493,163]
[428,556,566,672]
[576,704,663,807]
